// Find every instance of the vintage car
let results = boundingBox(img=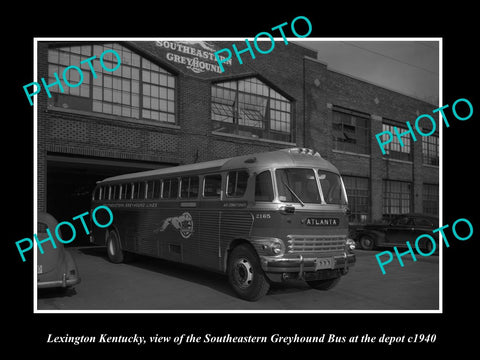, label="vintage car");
[354,213,439,252]
[37,212,81,289]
